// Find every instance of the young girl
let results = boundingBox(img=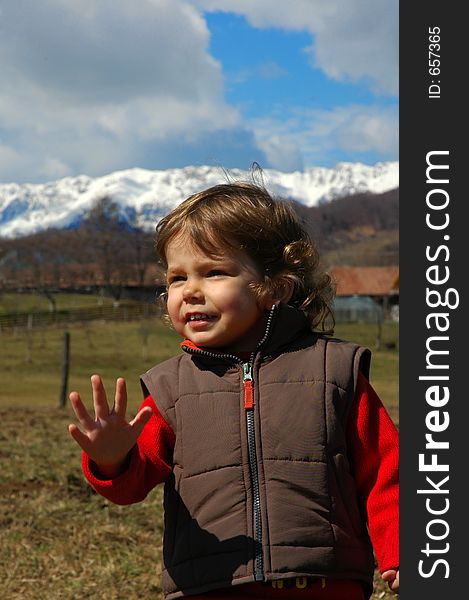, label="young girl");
[69,182,399,600]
